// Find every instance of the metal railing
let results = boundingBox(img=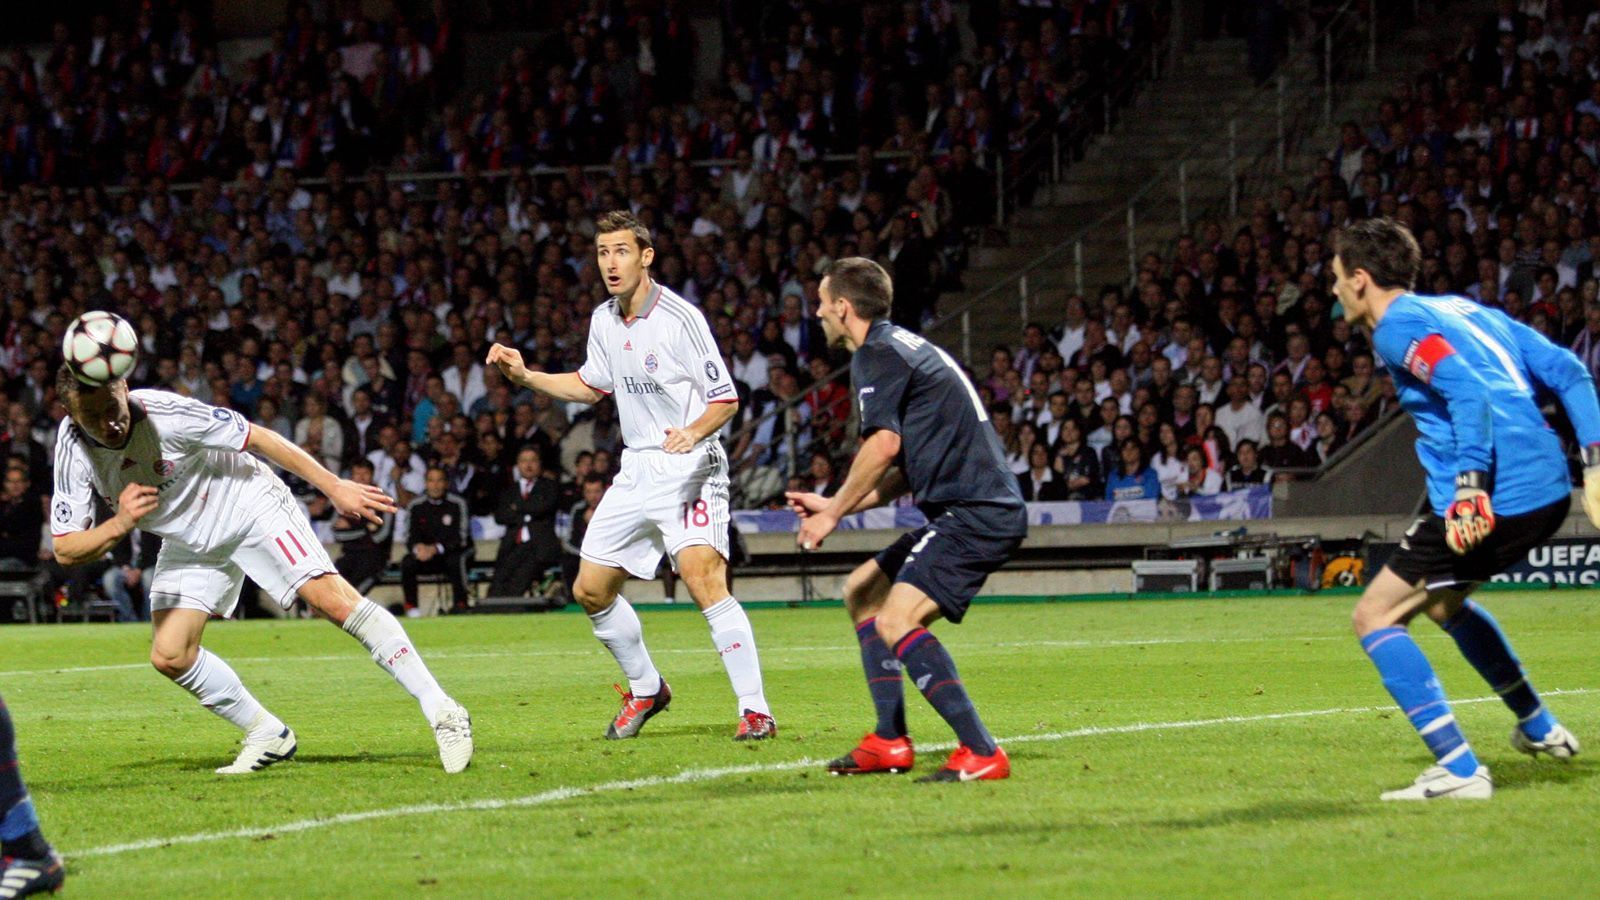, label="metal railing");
[724,0,1417,503]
